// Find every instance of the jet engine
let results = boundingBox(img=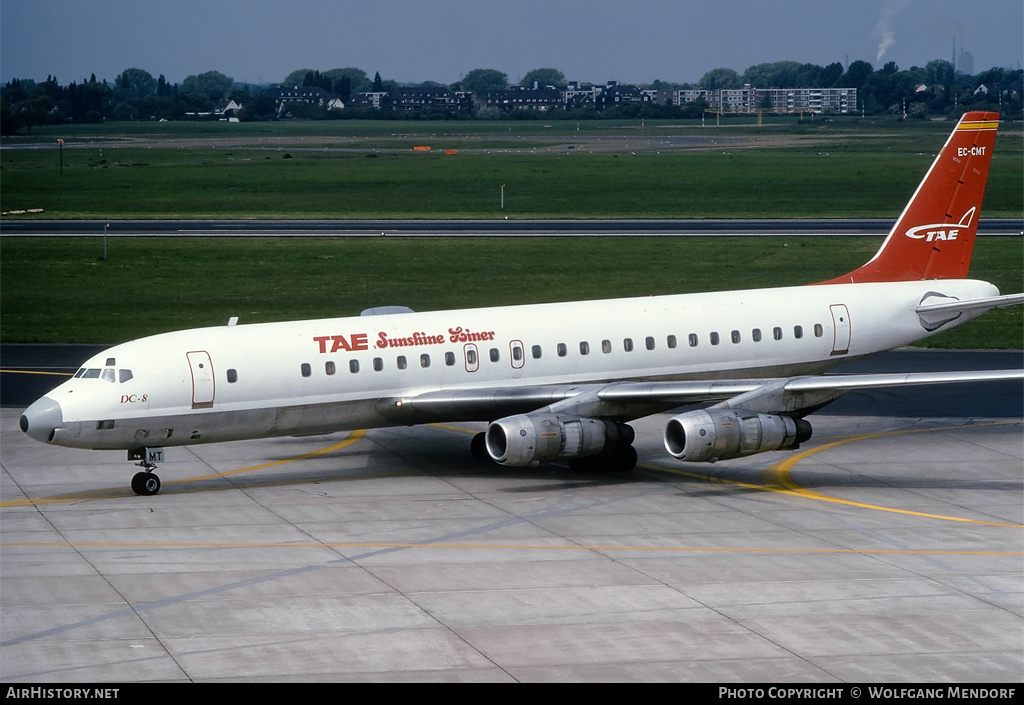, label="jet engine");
[664,409,811,463]
[485,413,634,467]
